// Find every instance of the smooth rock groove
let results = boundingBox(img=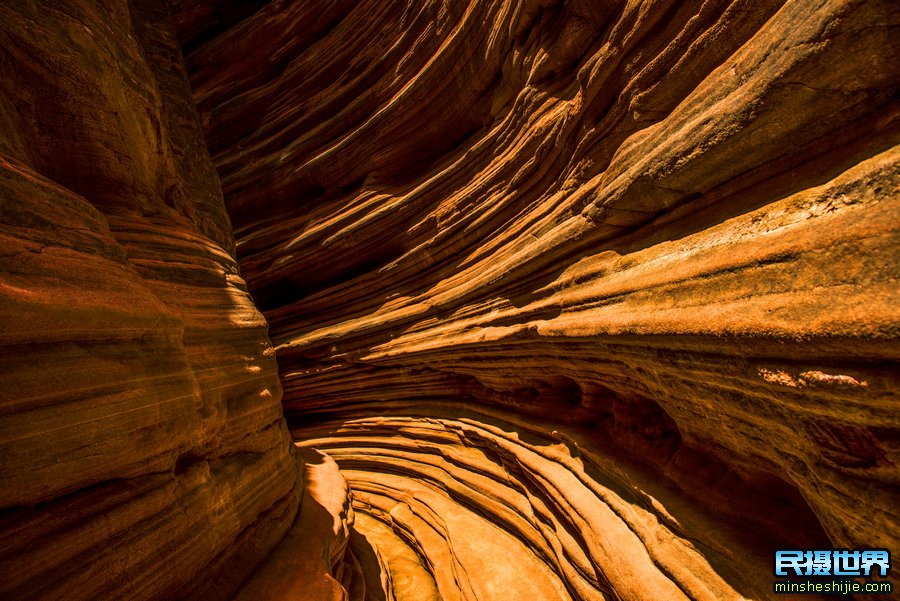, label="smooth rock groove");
[180,0,899,599]
[0,0,897,600]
